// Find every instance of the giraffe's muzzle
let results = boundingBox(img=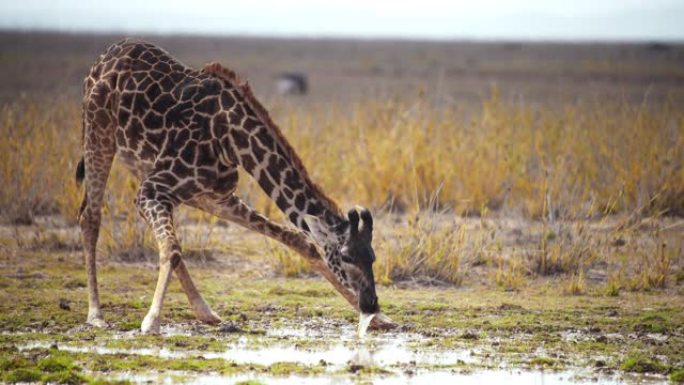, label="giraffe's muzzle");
[359,287,379,314]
